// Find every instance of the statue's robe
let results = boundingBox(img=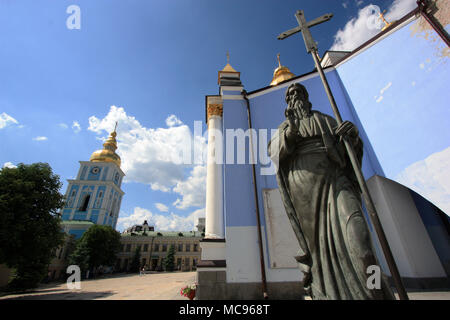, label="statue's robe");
[269,110,394,300]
